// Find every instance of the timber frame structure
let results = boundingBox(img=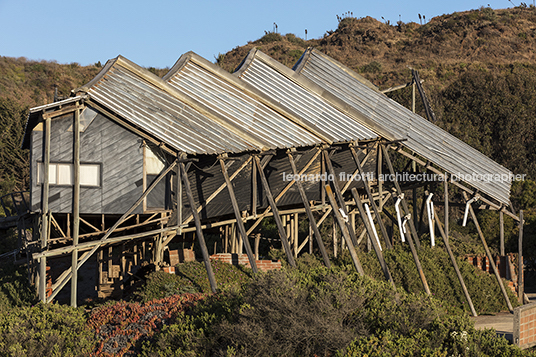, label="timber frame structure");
[3,48,521,312]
